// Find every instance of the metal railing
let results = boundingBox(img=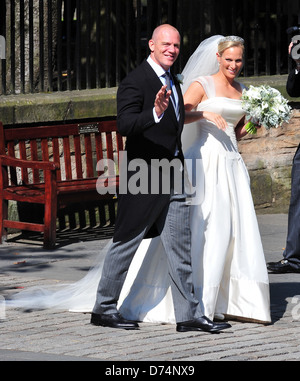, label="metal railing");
[0,0,299,96]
